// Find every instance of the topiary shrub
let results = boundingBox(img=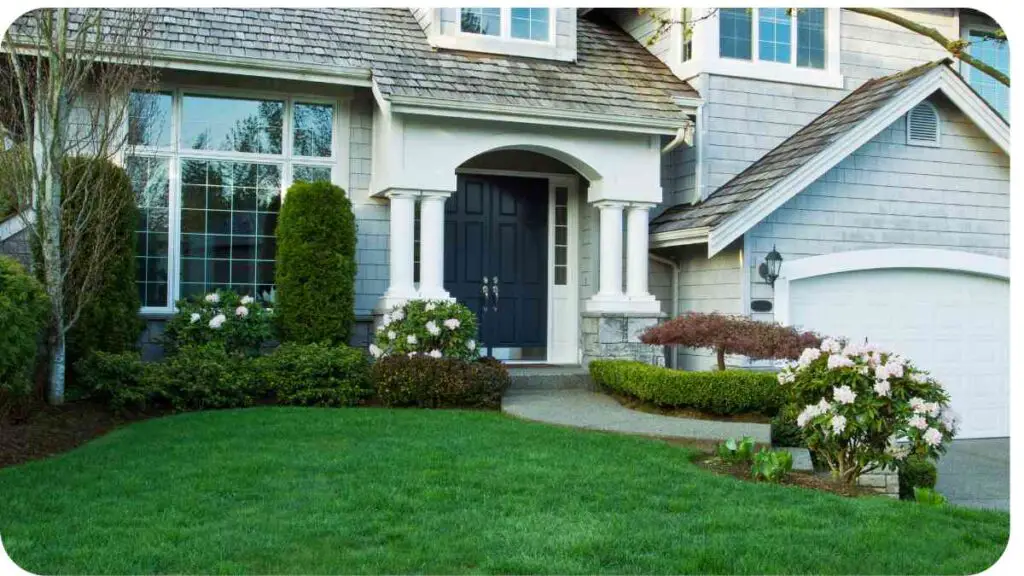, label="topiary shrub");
[371,355,509,409]
[144,343,260,411]
[898,455,938,500]
[641,312,821,370]
[589,360,782,416]
[777,337,957,485]
[0,256,50,399]
[74,351,154,413]
[255,343,371,406]
[371,299,479,361]
[275,180,356,345]
[58,157,144,378]
[162,290,273,357]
